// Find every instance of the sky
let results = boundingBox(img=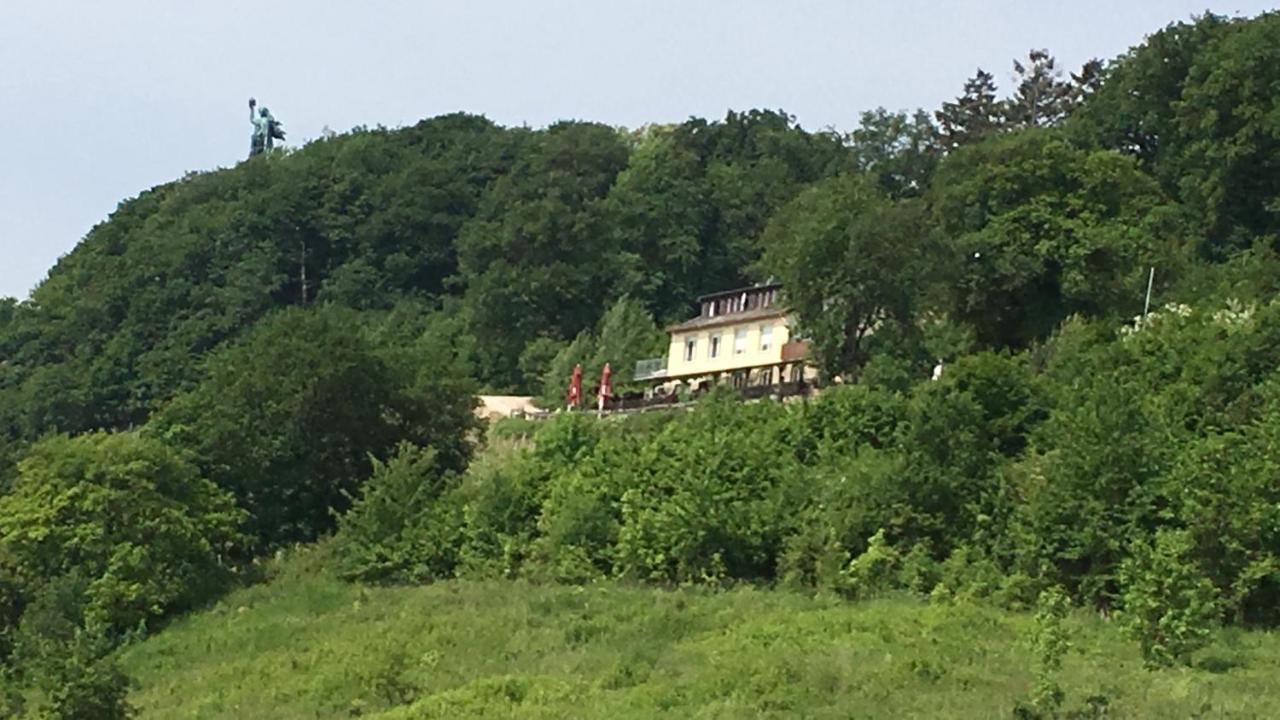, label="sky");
[1,1,1274,300]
